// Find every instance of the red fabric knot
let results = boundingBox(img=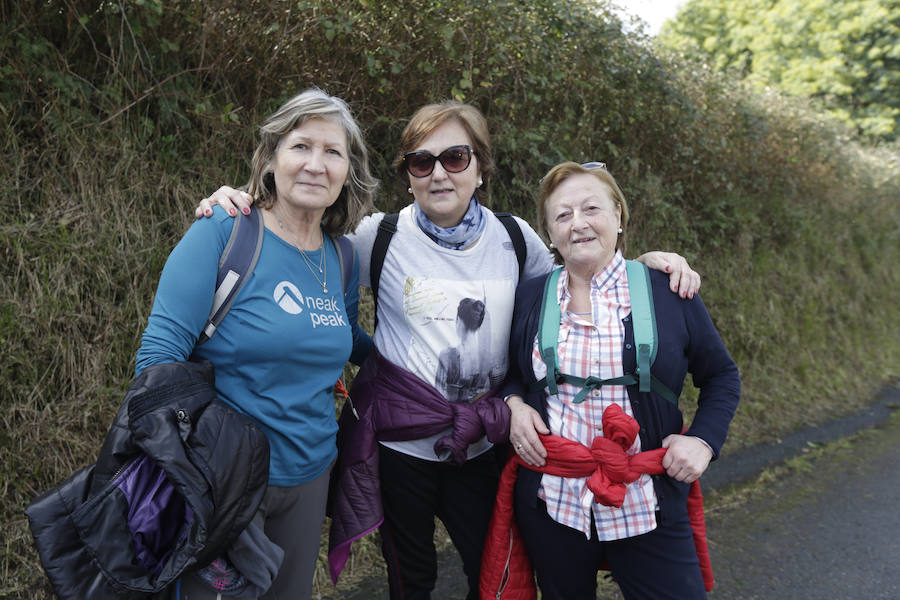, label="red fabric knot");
[585,404,666,507]
[479,402,714,598]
